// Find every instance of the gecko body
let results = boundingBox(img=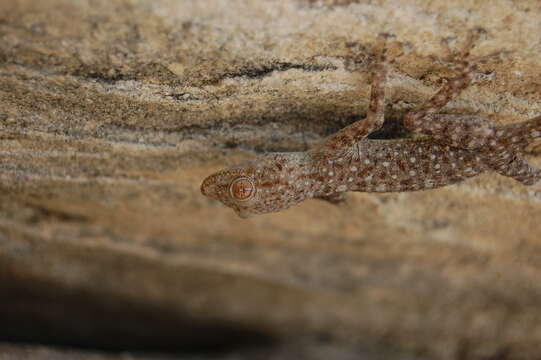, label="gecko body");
[201,36,541,218]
